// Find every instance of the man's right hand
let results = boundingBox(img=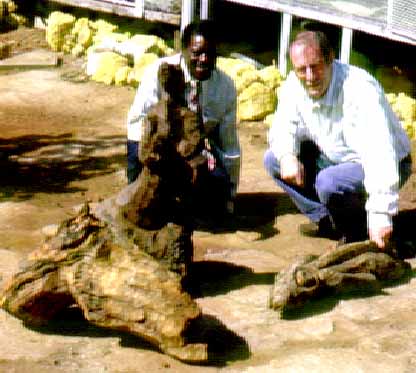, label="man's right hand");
[280,154,304,187]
